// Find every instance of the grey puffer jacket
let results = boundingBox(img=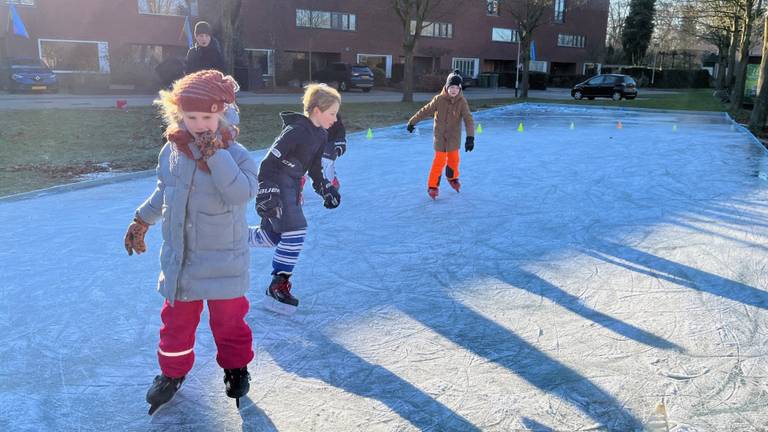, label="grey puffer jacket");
[136,140,259,303]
